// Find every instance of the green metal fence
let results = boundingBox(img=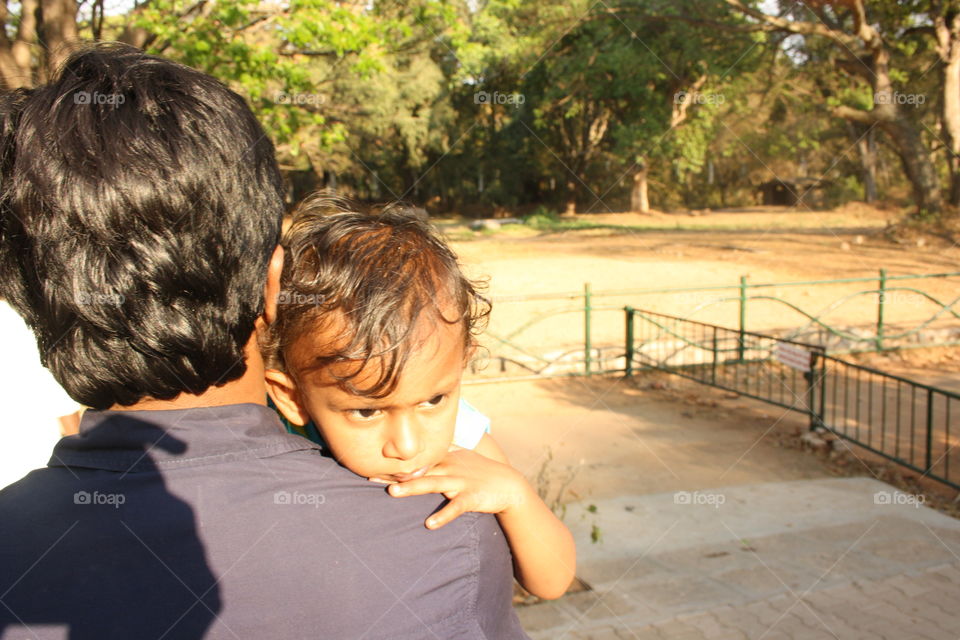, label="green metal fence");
[625,308,826,426]
[623,307,960,491]
[468,271,960,383]
[812,354,959,490]
[466,272,960,490]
